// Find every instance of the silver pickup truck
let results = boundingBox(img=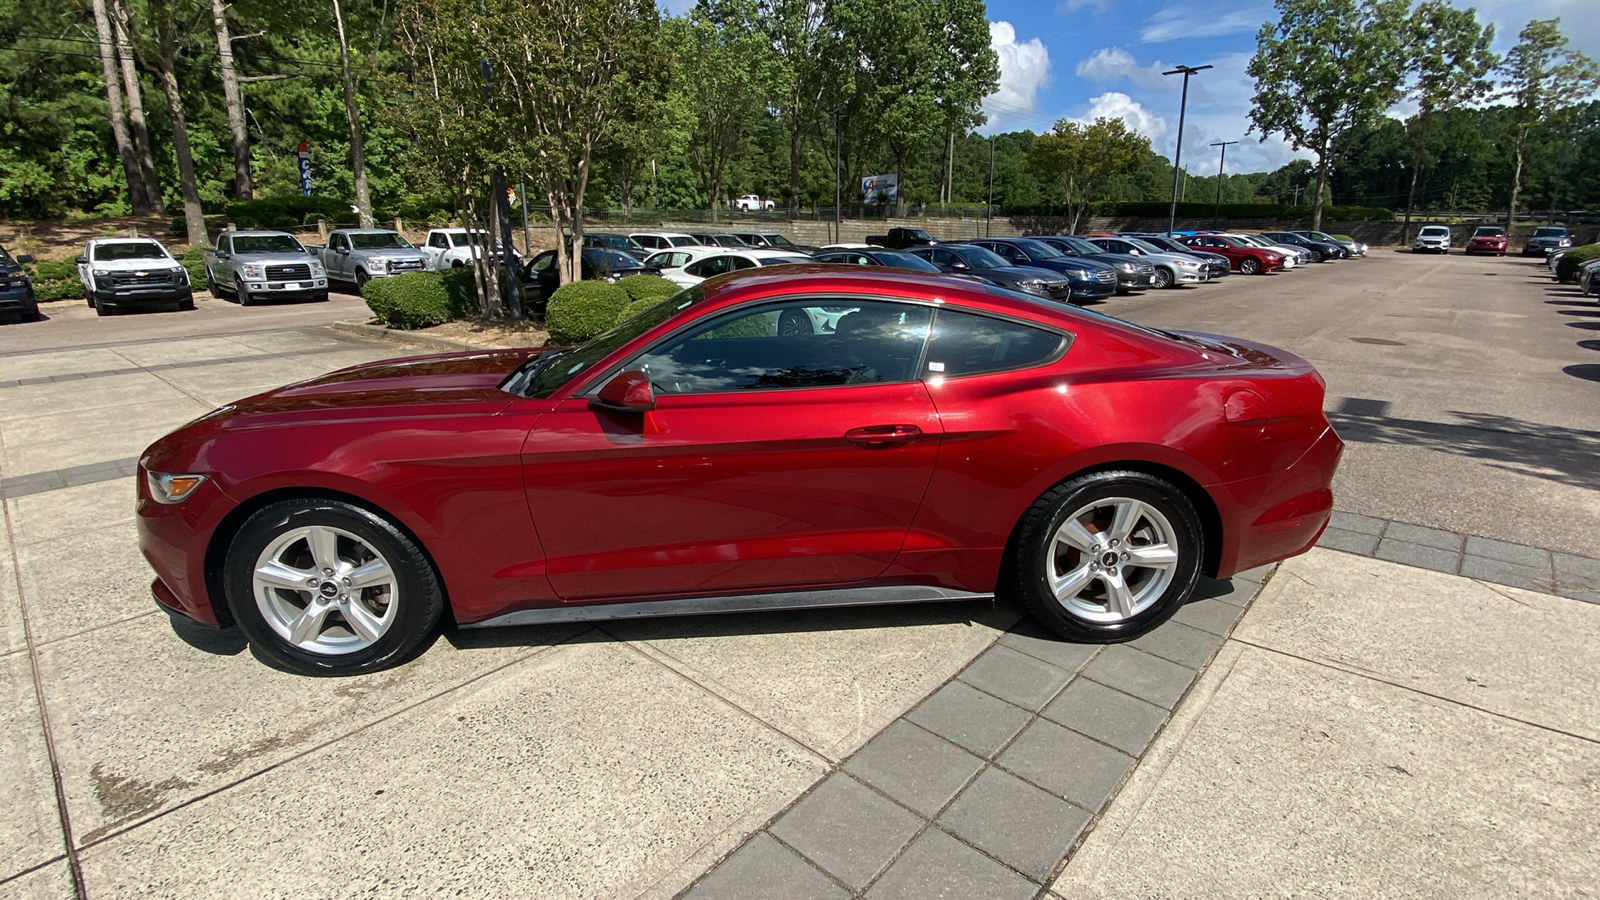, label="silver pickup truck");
[202,231,328,305]
[309,228,429,289]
